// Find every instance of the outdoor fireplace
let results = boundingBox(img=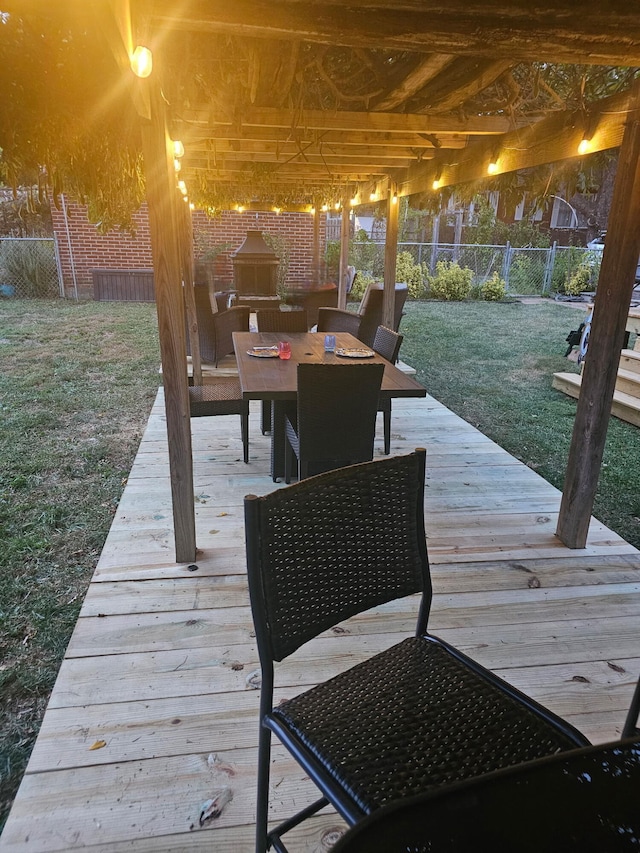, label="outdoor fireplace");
[231,230,279,297]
